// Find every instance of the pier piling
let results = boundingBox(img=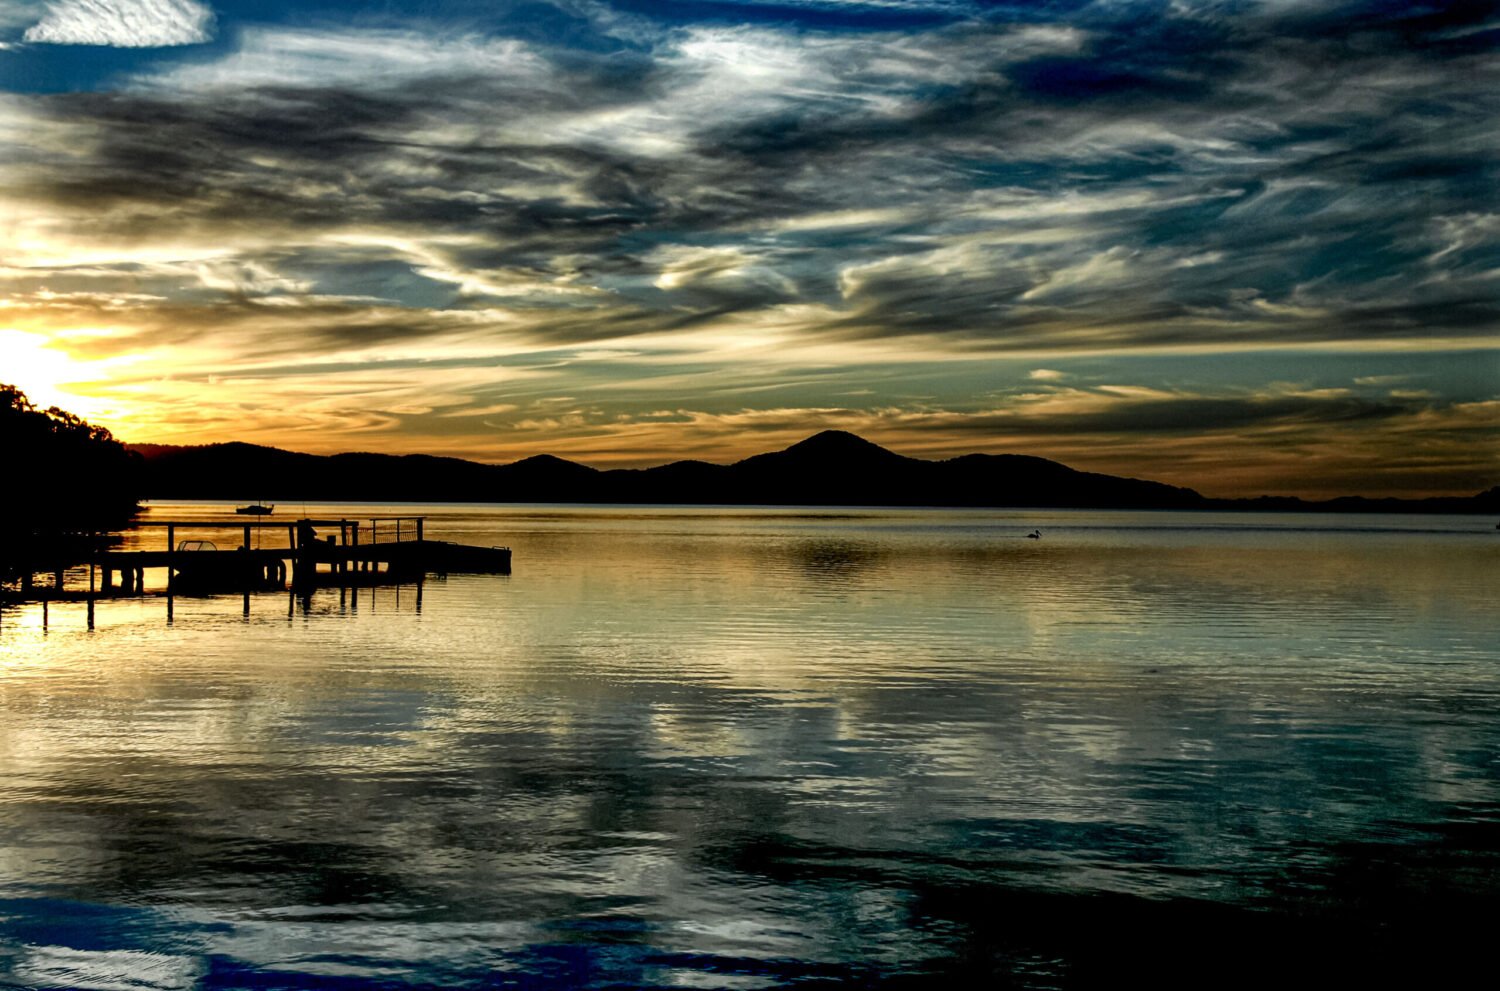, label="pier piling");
[3,514,507,623]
